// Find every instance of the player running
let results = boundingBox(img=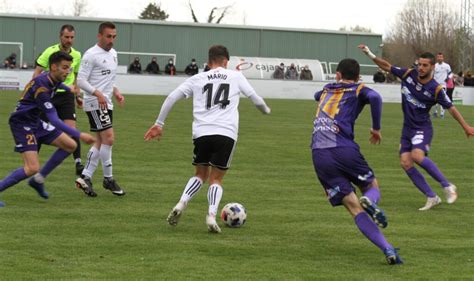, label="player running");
[311,58,402,265]
[0,51,95,207]
[33,24,84,176]
[359,44,474,210]
[75,21,126,197]
[145,45,271,233]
